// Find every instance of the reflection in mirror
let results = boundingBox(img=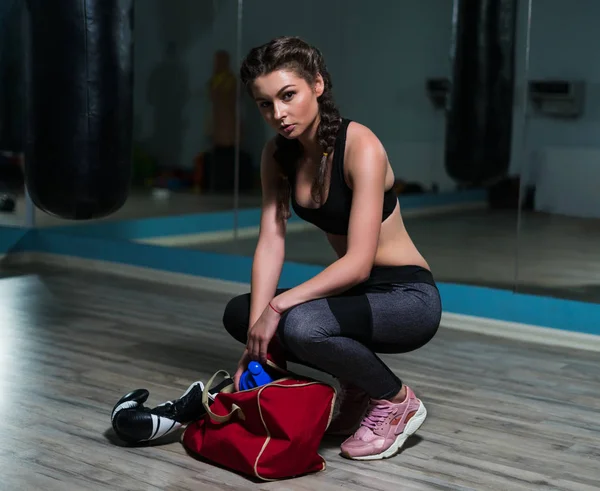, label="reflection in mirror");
[26,0,252,233]
[516,0,600,304]
[184,0,521,295]
[126,0,256,221]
